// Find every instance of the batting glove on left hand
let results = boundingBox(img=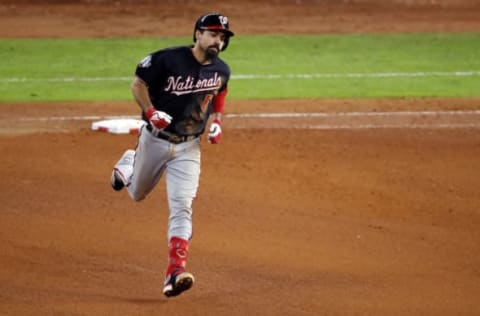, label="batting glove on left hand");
[208,119,222,144]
